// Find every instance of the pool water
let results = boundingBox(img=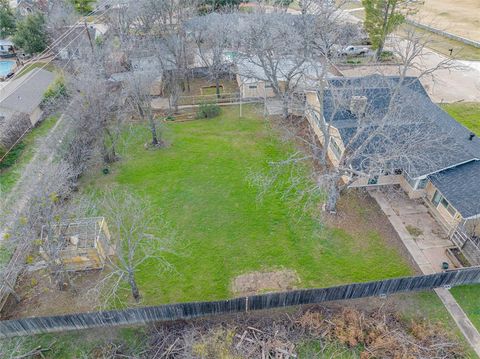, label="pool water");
[0,61,15,77]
